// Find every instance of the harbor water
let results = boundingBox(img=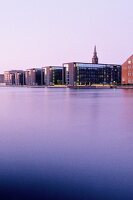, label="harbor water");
[0,87,133,200]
